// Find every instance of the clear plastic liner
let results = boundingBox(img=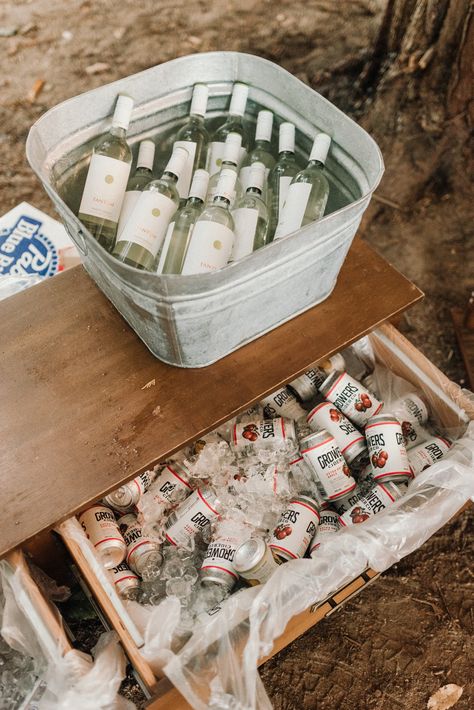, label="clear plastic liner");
[0,556,132,709]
